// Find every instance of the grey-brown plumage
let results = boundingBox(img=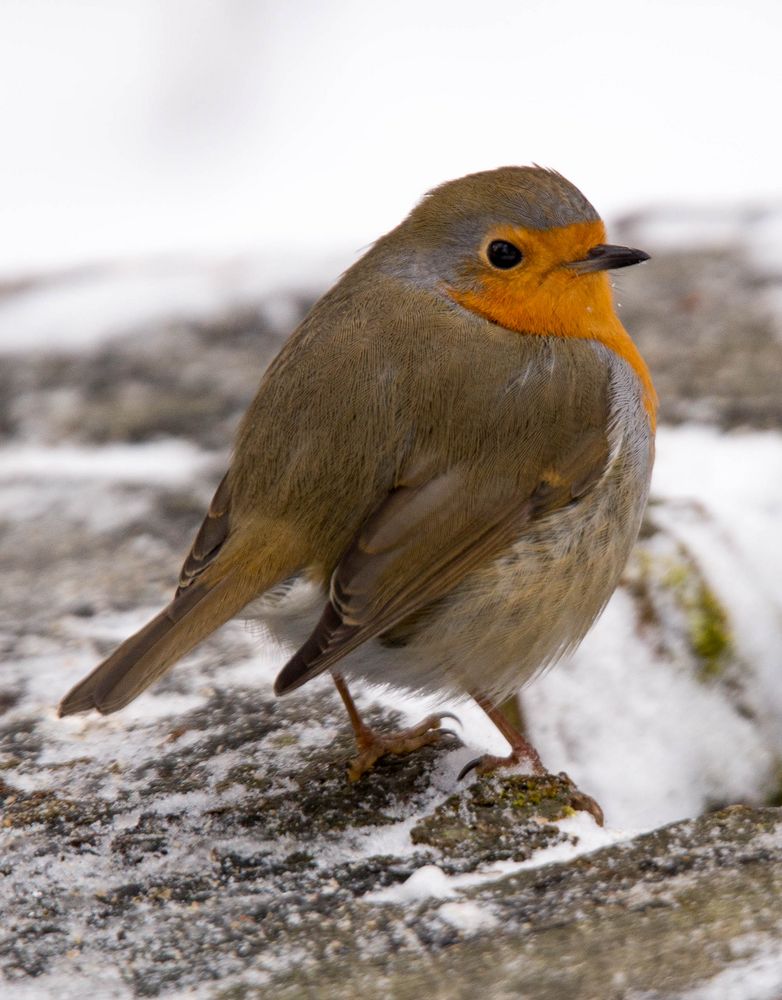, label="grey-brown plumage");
[59,166,654,786]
